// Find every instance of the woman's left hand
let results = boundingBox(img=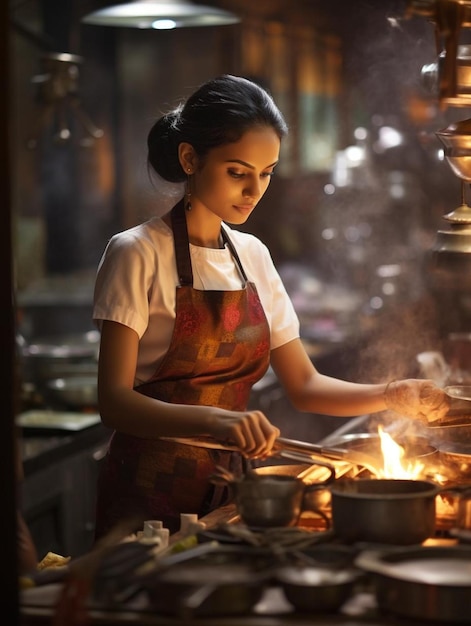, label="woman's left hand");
[384,379,450,423]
